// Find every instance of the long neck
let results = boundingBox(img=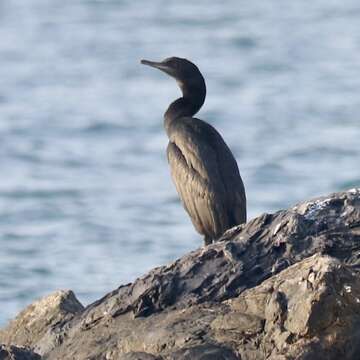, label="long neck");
[164,77,206,135]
